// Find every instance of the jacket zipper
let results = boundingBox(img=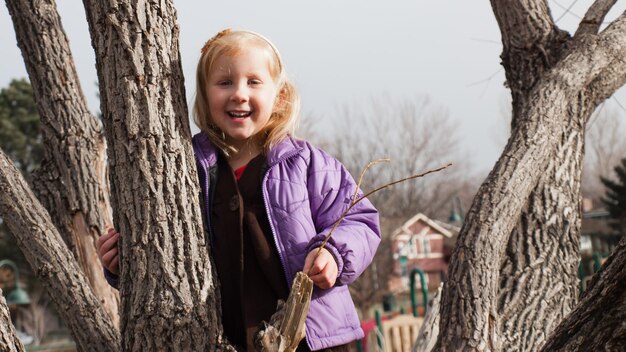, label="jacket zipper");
[261,149,302,284]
